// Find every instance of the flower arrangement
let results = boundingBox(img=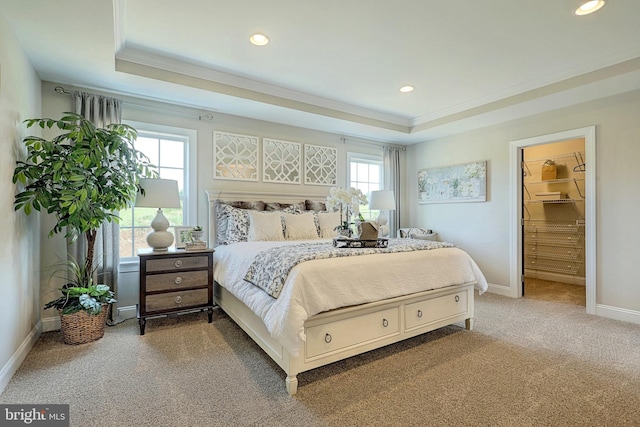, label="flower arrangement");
[326,187,368,232]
